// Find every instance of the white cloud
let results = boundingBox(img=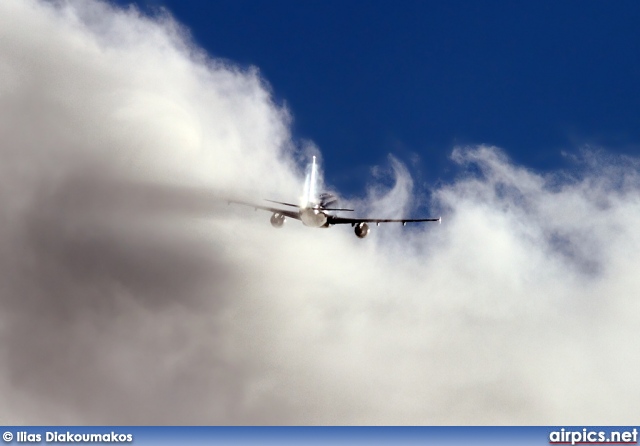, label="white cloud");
[1,0,639,425]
